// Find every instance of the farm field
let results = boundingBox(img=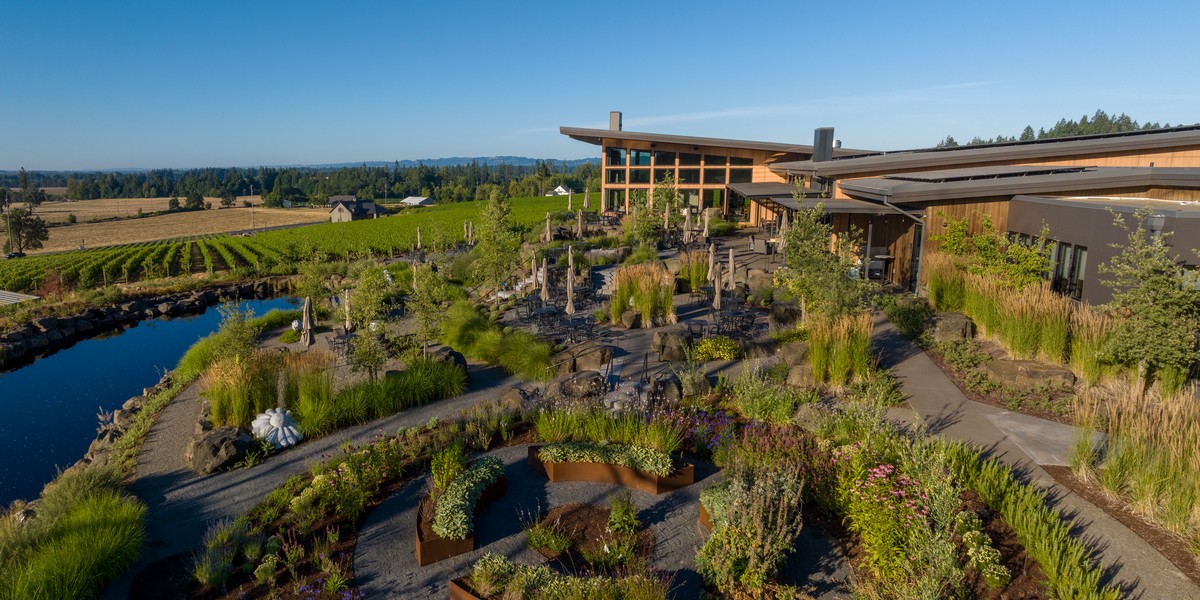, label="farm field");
[0,195,571,293]
[15,195,266,224]
[33,204,329,253]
